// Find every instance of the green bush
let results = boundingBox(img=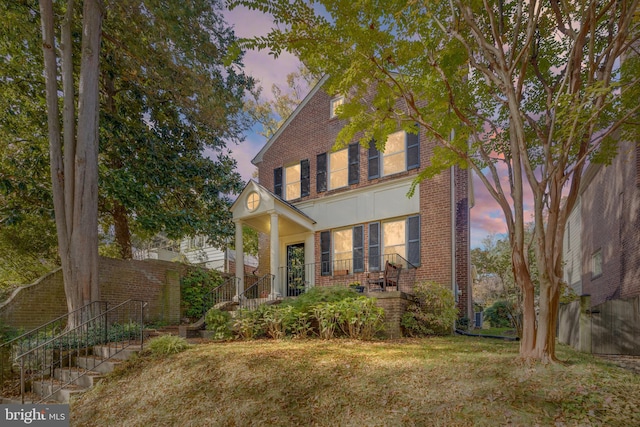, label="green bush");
[401,281,457,337]
[181,268,224,319]
[232,309,264,340]
[483,300,513,328]
[456,316,470,331]
[147,335,191,356]
[336,297,385,340]
[204,308,232,340]
[282,285,358,314]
